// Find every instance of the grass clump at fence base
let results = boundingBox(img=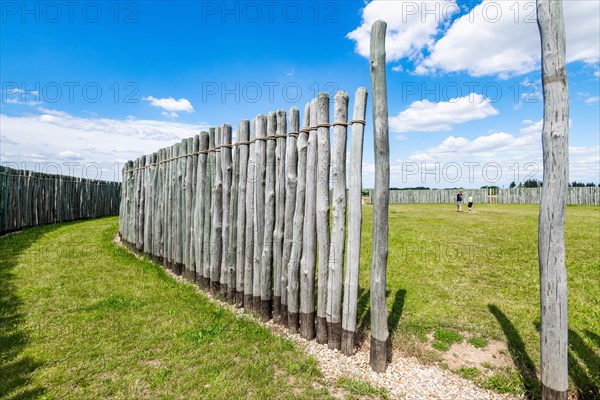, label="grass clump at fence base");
[0,218,332,399]
[336,377,389,399]
[358,204,599,399]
